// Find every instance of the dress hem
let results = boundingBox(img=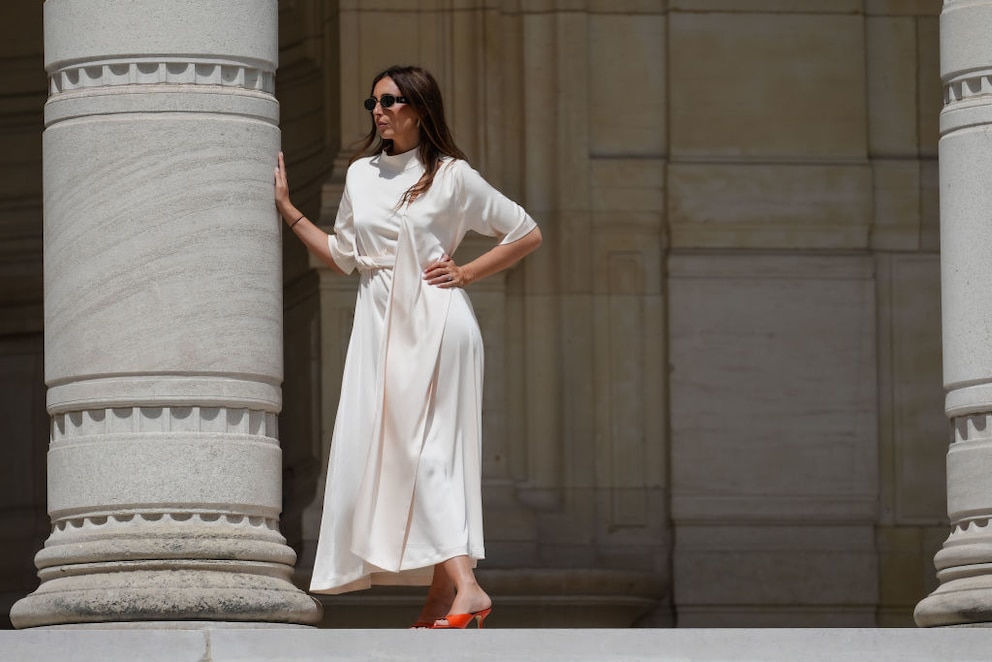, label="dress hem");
[309,547,485,595]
